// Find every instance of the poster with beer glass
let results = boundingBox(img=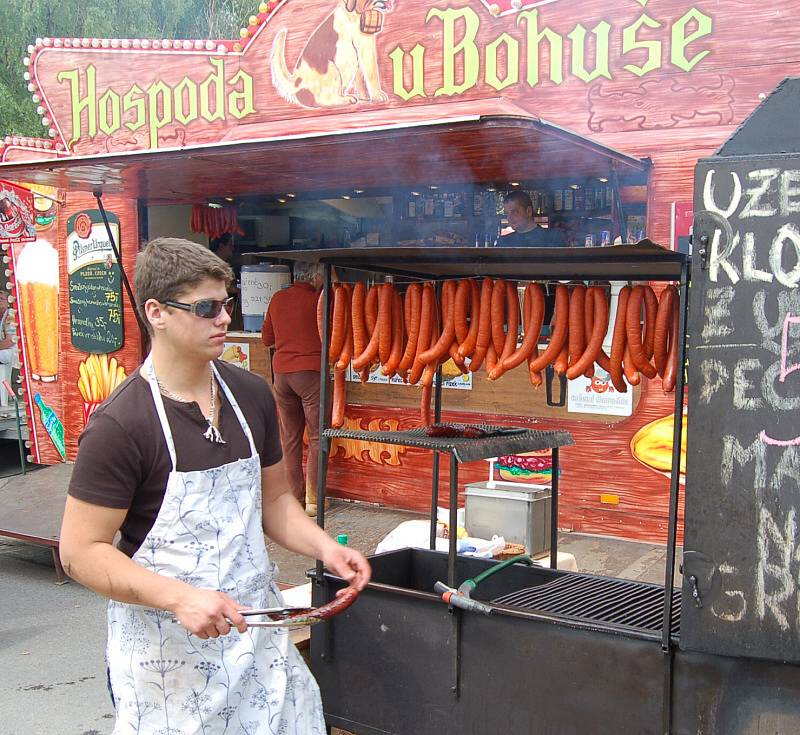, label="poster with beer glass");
[67,210,124,354]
